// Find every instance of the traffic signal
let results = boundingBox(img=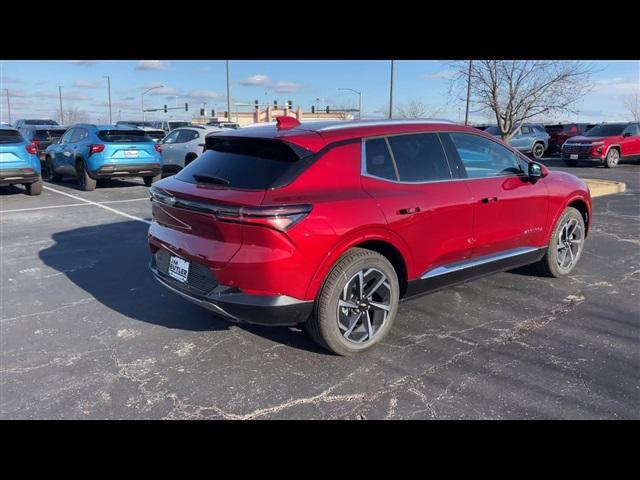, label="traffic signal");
[200,108,205,116]
[185,103,189,111]
[311,105,315,114]
[326,106,330,114]
[211,110,215,117]
[164,105,167,113]
[273,100,278,108]
[254,99,259,109]
[287,100,292,110]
